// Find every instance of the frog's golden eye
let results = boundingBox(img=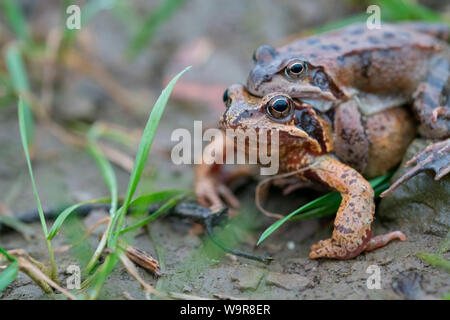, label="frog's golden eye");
[223,89,232,108]
[266,95,293,120]
[285,60,307,79]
